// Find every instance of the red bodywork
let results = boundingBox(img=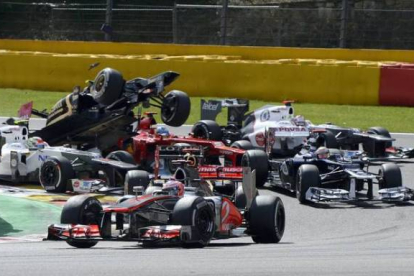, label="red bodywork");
[48,193,243,242]
[120,128,245,175]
